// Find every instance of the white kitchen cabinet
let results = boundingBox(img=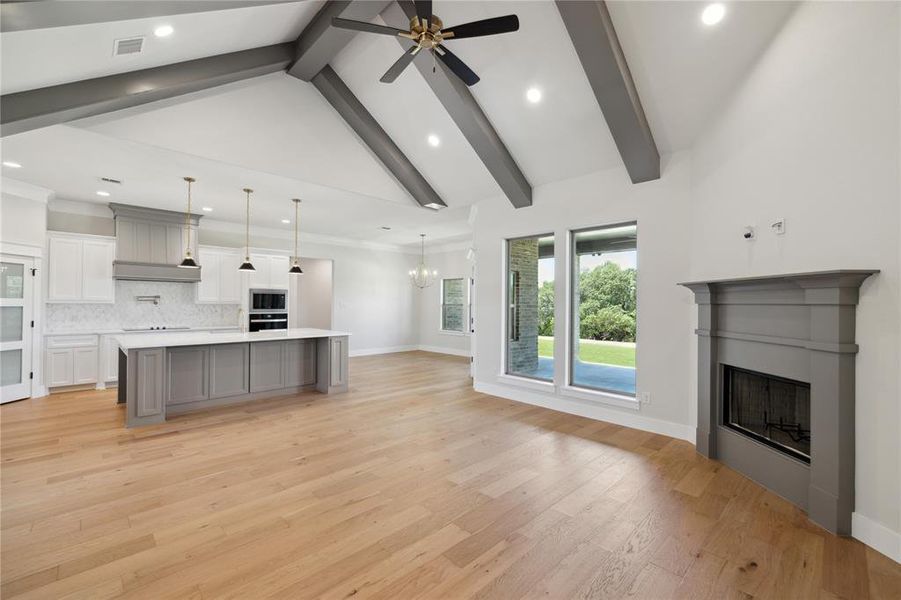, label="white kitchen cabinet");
[45,335,99,388]
[102,335,119,383]
[73,347,98,384]
[45,348,74,387]
[47,233,115,303]
[196,247,242,304]
[247,253,290,290]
